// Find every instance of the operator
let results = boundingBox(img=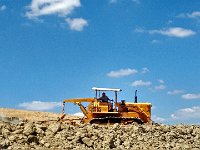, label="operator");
[98,92,110,102]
